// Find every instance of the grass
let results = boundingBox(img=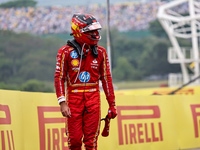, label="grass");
[114,80,168,90]
[45,80,168,92]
